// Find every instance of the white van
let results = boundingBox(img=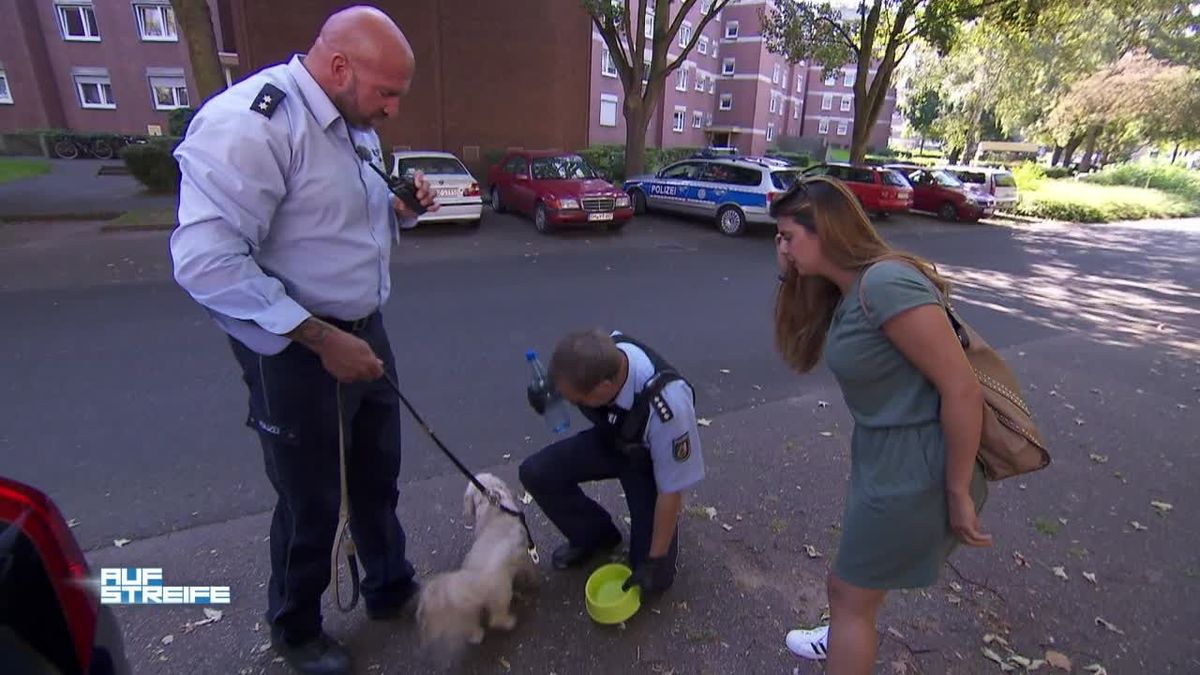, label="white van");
[940,165,1019,210]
